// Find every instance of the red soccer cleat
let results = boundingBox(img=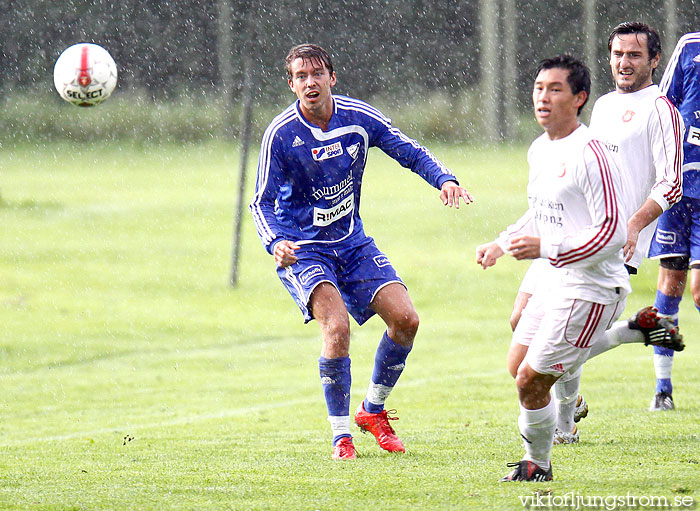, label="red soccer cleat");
[331,437,356,460]
[354,402,406,453]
